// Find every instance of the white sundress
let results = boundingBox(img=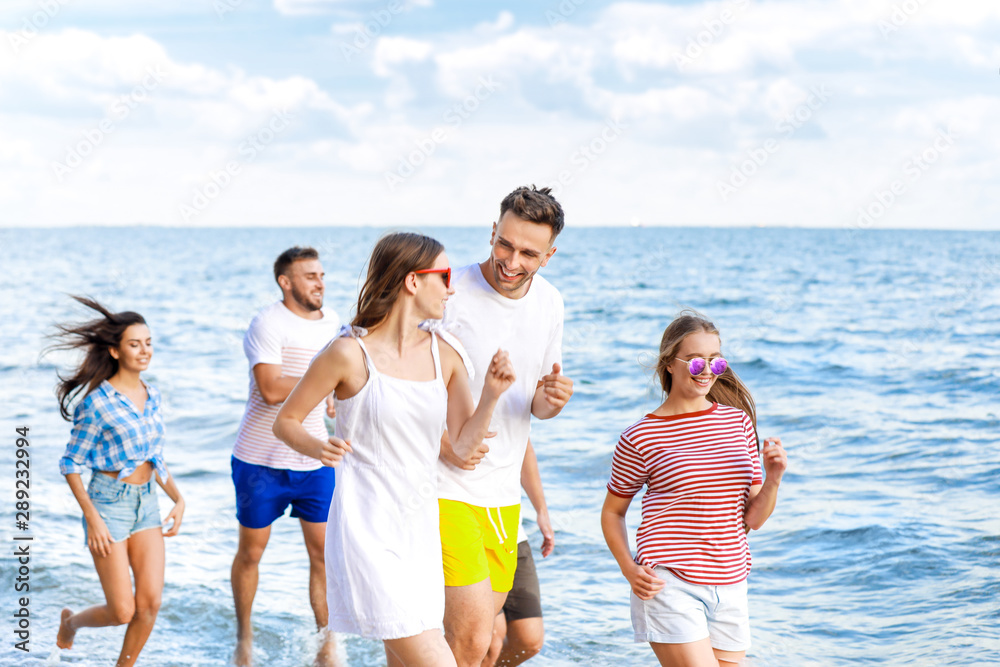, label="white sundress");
[324,326,448,640]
